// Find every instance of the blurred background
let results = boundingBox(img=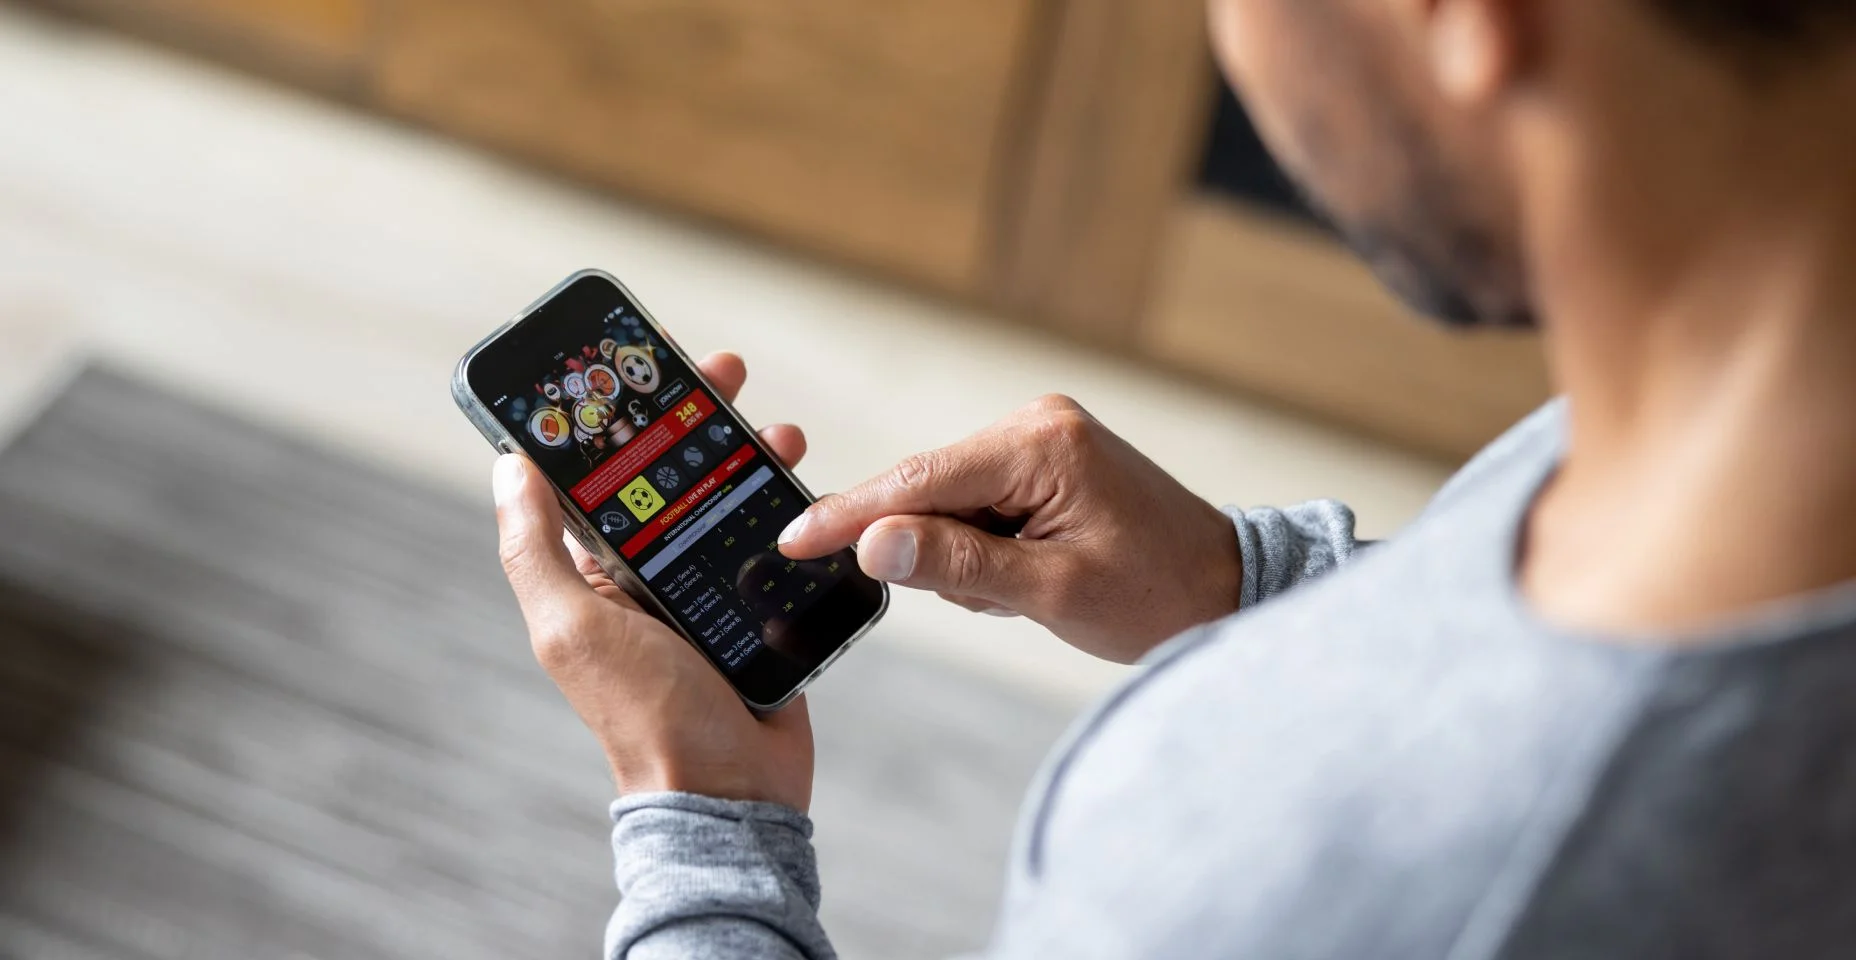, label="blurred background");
[0,1,1548,957]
